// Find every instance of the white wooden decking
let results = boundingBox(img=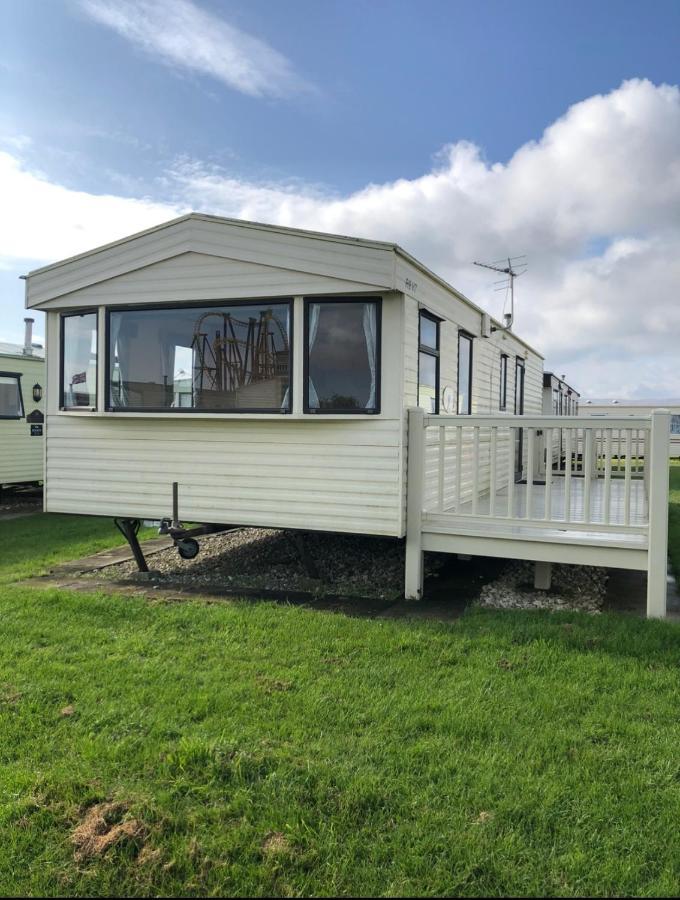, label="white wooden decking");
[442,477,647,533]
[405,409,672,617]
